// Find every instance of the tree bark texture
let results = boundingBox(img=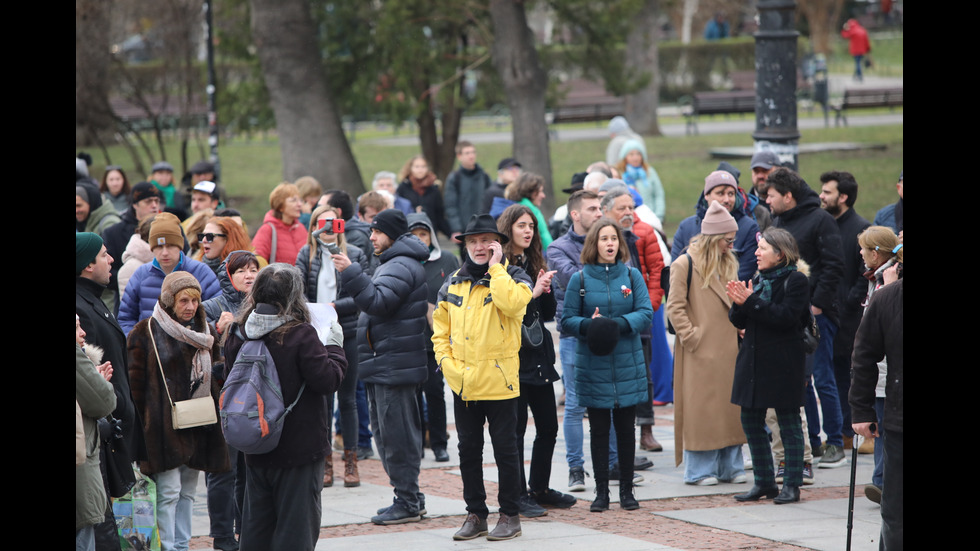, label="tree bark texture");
[250,0,363,197]
[624,0,663,136]
[798,0,845,54]
[488,0,554,215]
[76,0,114,145]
